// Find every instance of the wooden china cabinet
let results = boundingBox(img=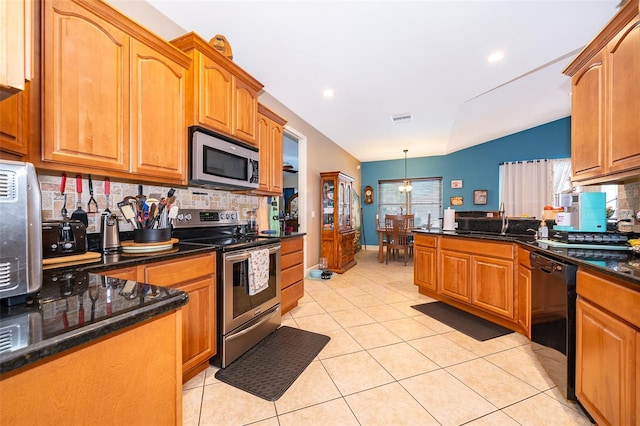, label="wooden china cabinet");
[320,171,356,273]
